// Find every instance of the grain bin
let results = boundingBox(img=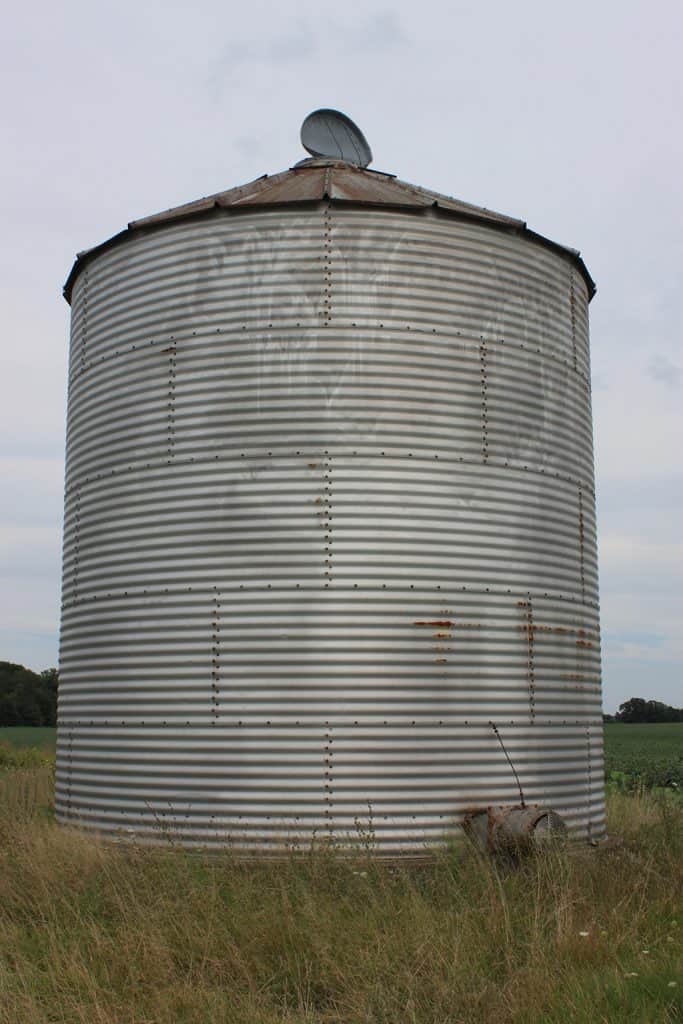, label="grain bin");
[57,111,604,852]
